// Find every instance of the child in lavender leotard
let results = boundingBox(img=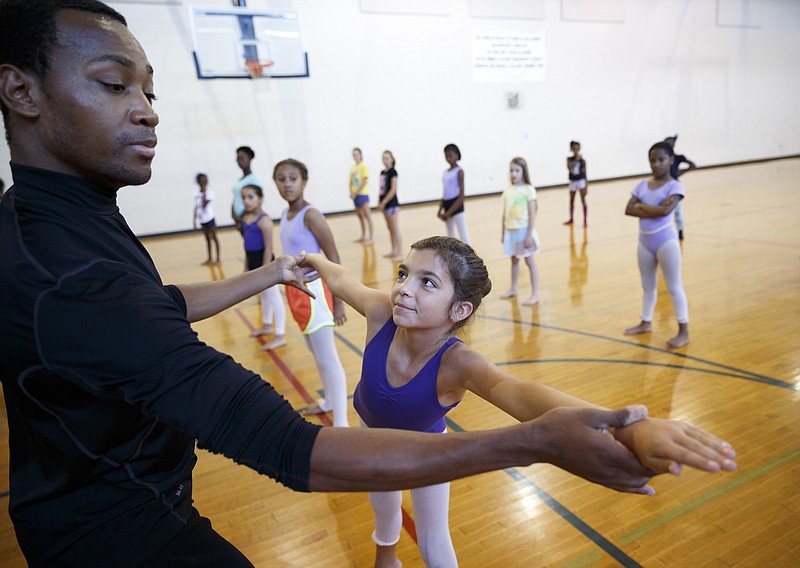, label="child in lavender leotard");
[437,144,470,244]
[273,159,350,428]
[624,141,689,348]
